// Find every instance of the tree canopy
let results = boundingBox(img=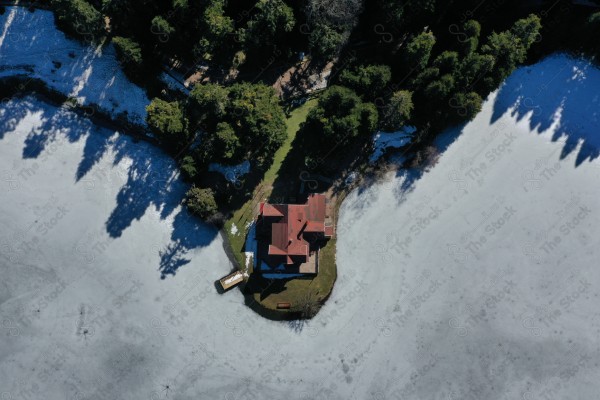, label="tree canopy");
[339,65,392,100]
[185,187,218,220]
[112,36,144,78]
[482,14,541,85]
[305,86,378,145]
[309,22,344,61]
[50,0,561,213]
[188,83,229,125]
[51,0,103,40]
[405,32,436,71]
[243,0,295,48]
[382,90,414,131]
[195,0,234,60]
[146,99,188,145]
